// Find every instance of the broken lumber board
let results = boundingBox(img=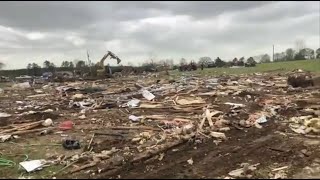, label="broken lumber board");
[94,132,125,137]
[199,117,206,130]
[10,127,55,136]
[0,120,44,134]
[70,161,98,174]
[109,126,161,131]
[144,115,192,122]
